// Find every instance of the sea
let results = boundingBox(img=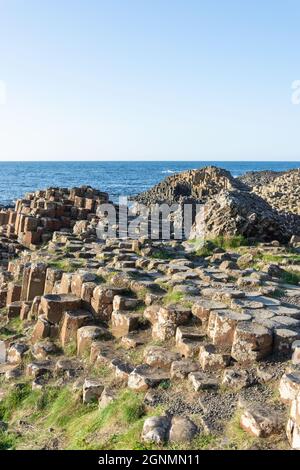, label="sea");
[0,161,299,206]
